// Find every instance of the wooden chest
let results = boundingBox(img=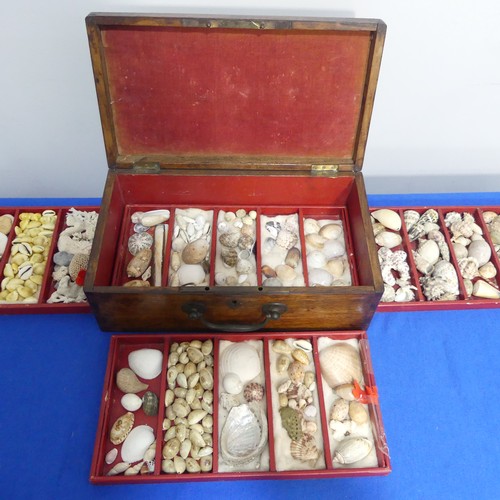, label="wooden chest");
[83,13,386,333]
